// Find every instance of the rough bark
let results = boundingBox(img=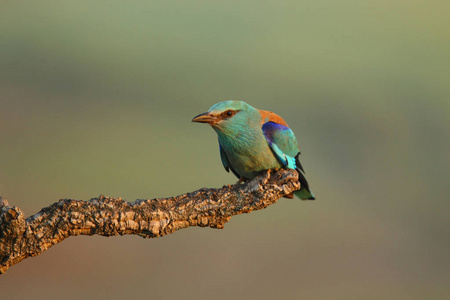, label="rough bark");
[0,169,300,274]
